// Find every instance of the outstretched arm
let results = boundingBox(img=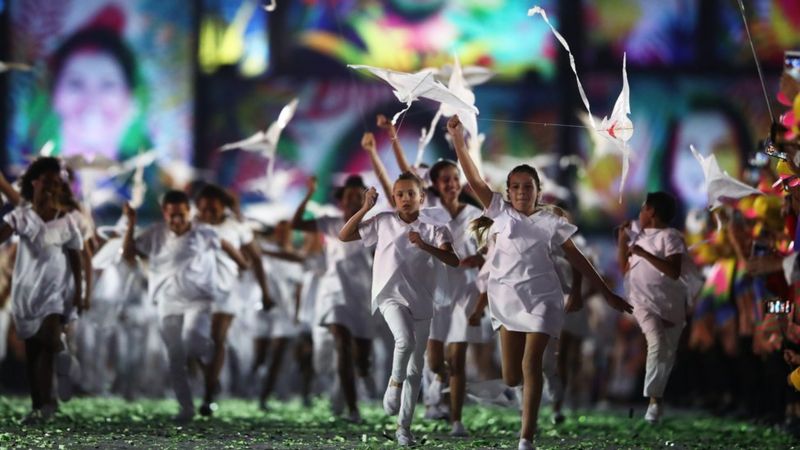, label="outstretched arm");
[291,177,320,232]
[339,187,378,242]
[446,115,493,208]
[377,114,413,173]
[562,239,633,314]
[362,132,395,207]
